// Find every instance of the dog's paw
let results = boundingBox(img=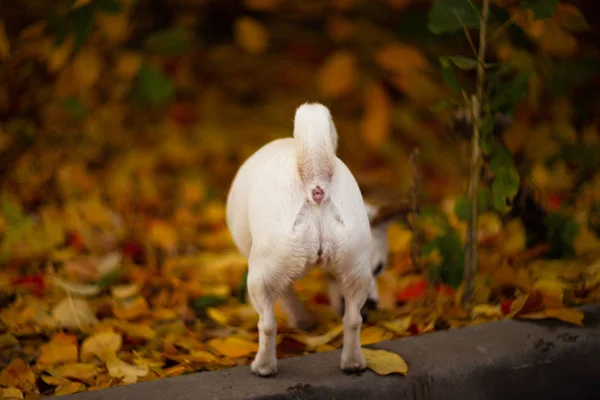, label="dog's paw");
[251,357,278,377]
[341,350,366,374]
